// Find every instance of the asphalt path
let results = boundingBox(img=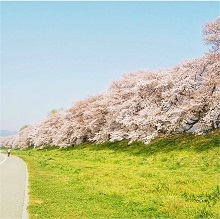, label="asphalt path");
[0,152,28,219]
